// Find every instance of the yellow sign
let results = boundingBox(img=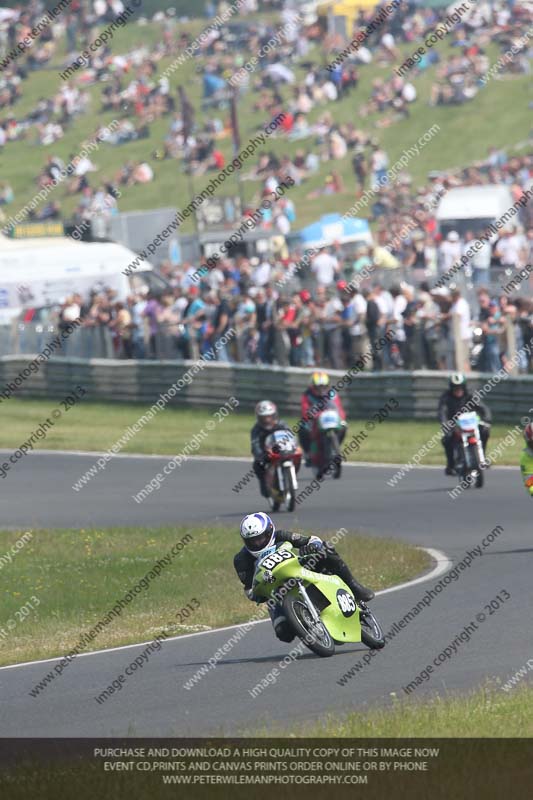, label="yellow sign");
[10,222,64,238]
